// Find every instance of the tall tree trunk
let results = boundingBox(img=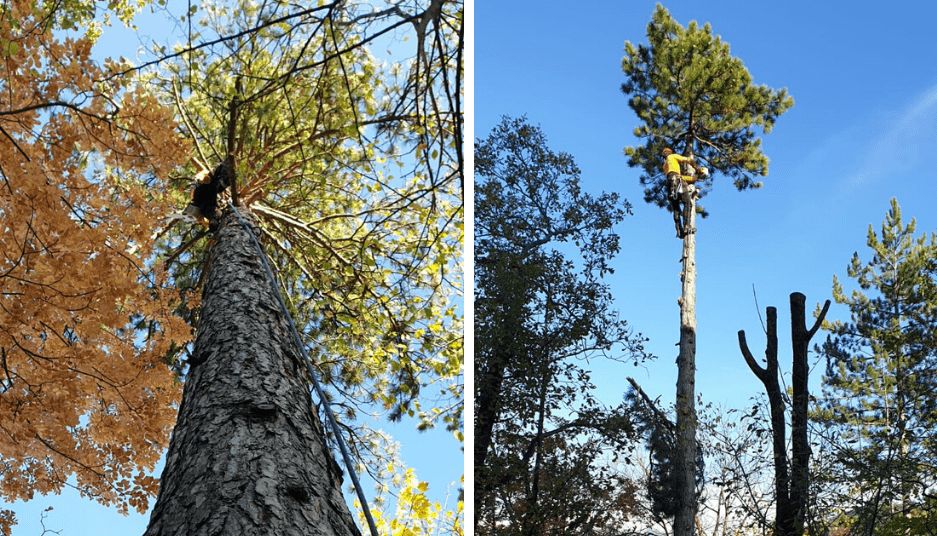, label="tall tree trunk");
[523,363,549,536]
[524,289,554,536]
[144,208,360,536]
[474,346,507,528]
[474,352,505,471]
[789,292,823,536]
[475,251,528,527]
[673,193,698,536]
